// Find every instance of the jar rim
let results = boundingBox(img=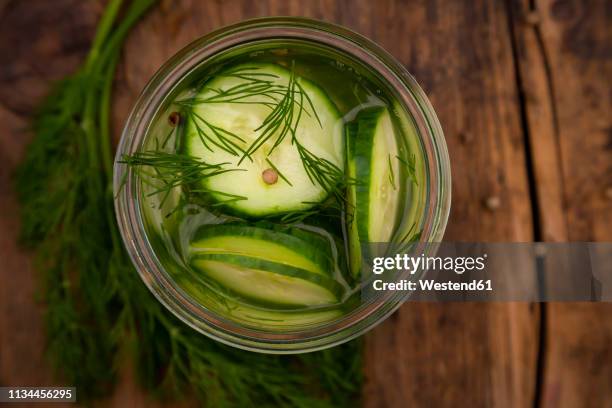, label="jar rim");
[114,17,451,353]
